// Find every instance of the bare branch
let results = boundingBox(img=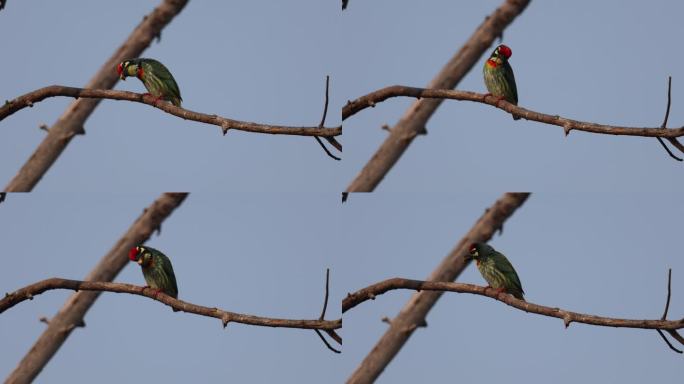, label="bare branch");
[343,86,684,140]
[314,268,342,353]
[343,278,684,332]
[345,0,531,192]
[313,75,342,160]
[5,192,187,384]
[347,192,530,384]
[0,278,341,332]
[0,86,341,138]
[656,269,684,353]
[656,76,683,161]
[4,0,188,192]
